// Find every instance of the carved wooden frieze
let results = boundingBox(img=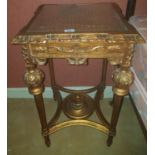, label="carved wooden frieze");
[27,42,130,65]
[12,32,143,65]
[12,33,144,44]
